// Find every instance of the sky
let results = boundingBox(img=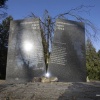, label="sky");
[6,0,100,51]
